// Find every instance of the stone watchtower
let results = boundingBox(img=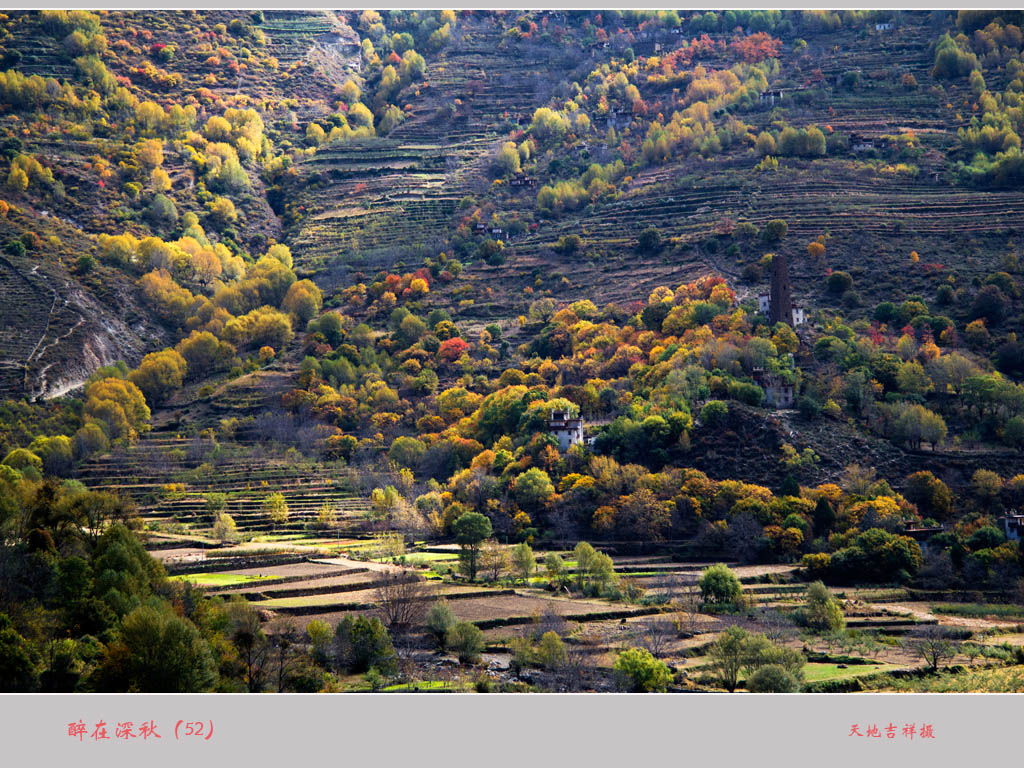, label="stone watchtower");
[769,251,793,327]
